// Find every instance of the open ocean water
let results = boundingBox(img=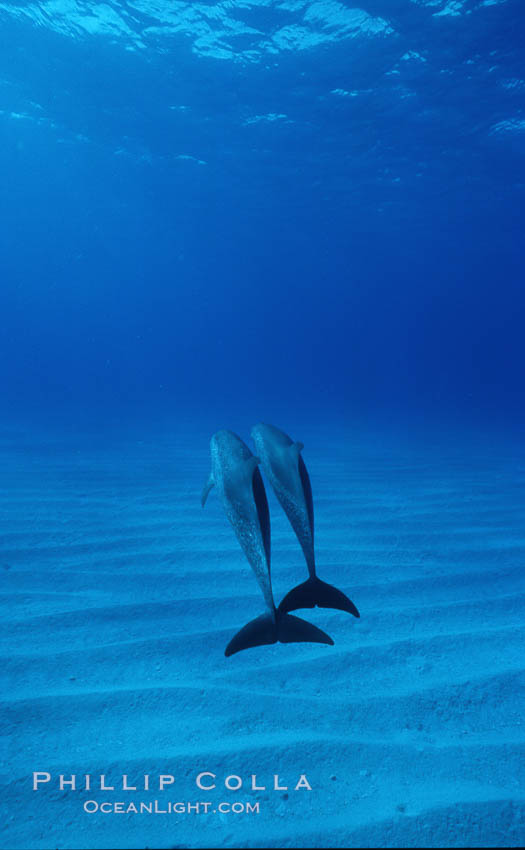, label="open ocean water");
[1,2,525,849]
